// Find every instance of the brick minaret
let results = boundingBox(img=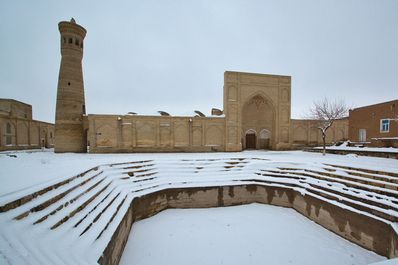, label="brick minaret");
[55,18,87,153]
